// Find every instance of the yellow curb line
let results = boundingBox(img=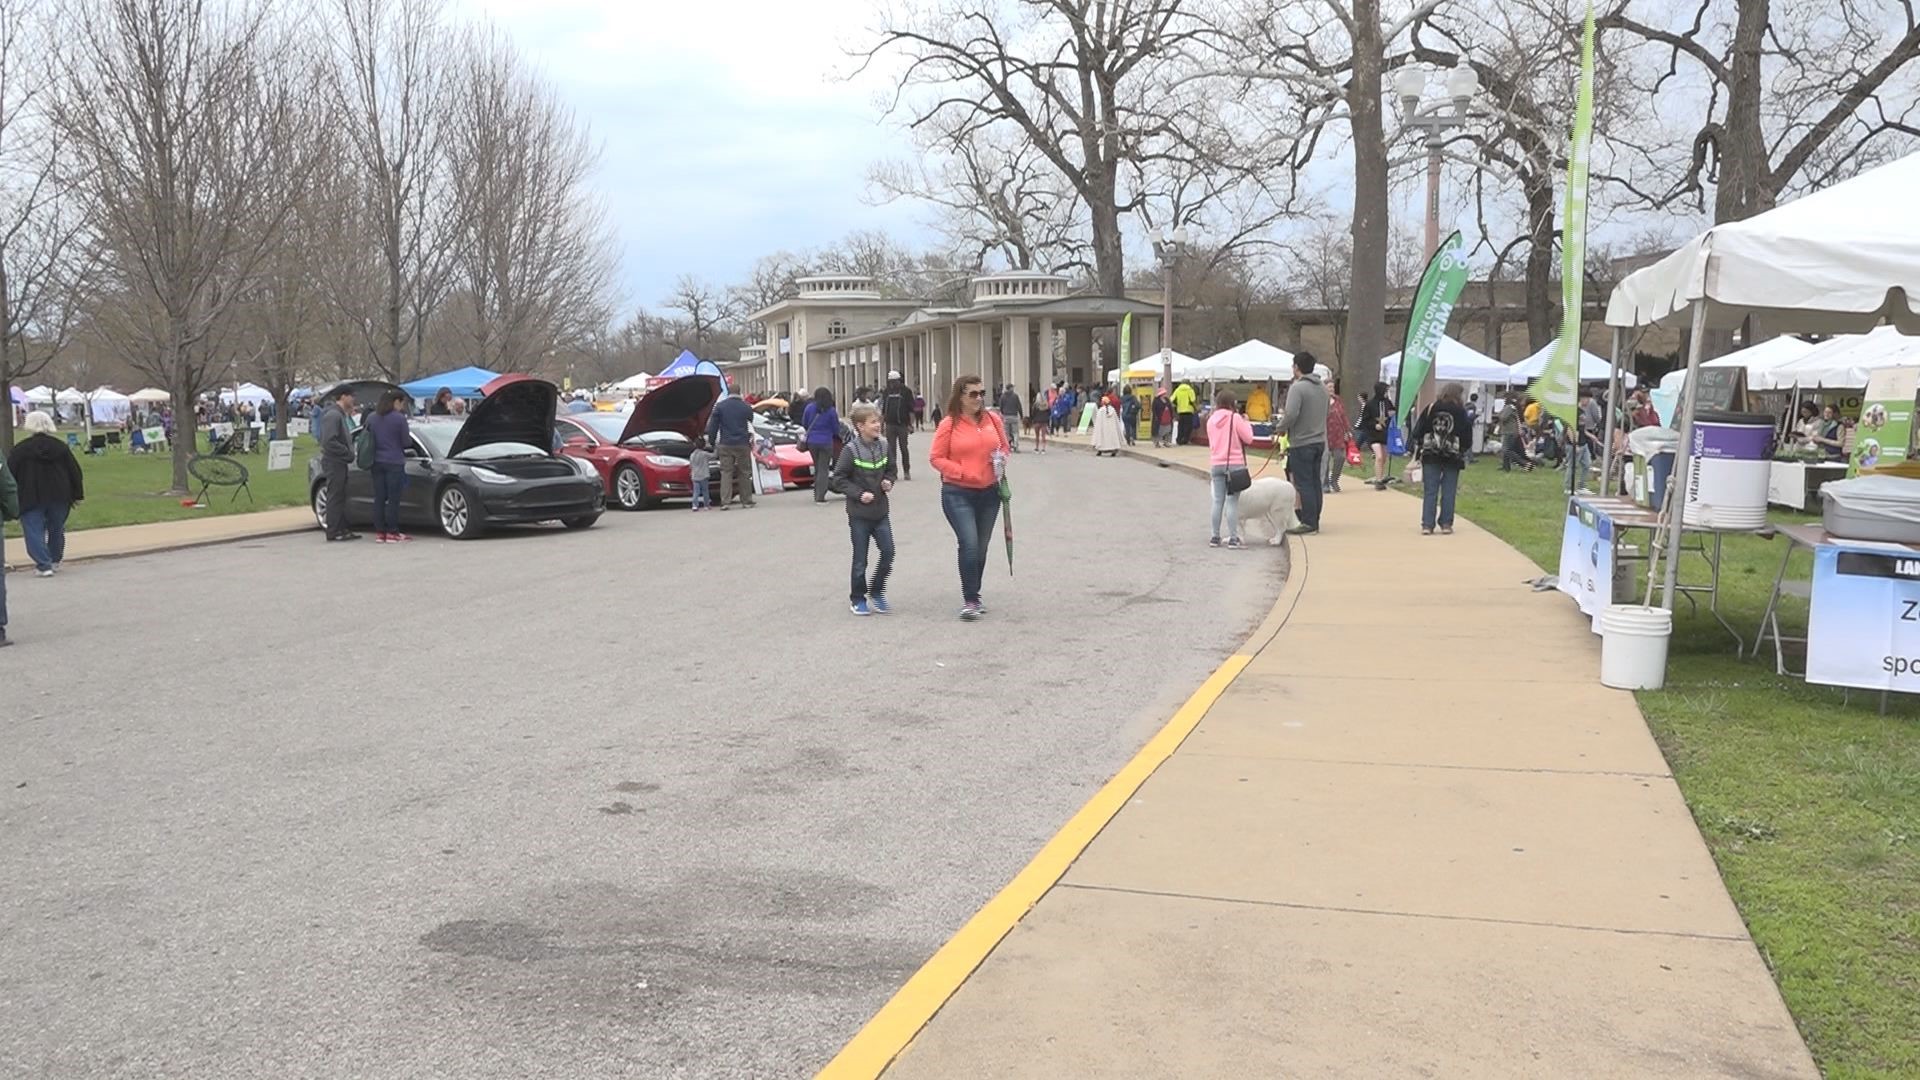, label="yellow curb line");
[814,653,1252,1080]
[817,466,1311,1079]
